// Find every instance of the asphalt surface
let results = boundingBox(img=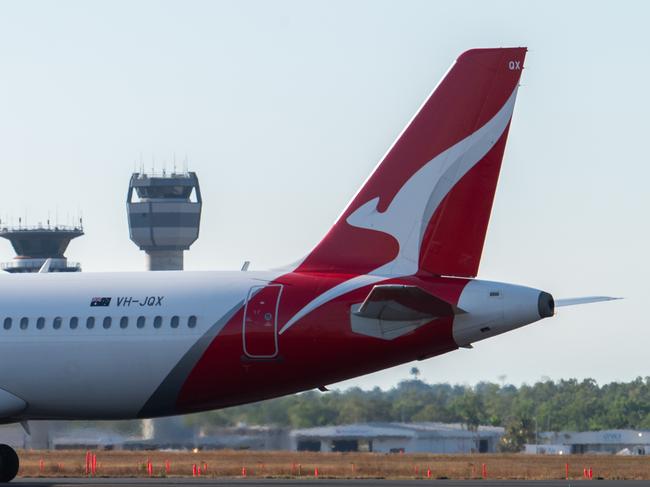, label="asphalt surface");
[12,480,650,487]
